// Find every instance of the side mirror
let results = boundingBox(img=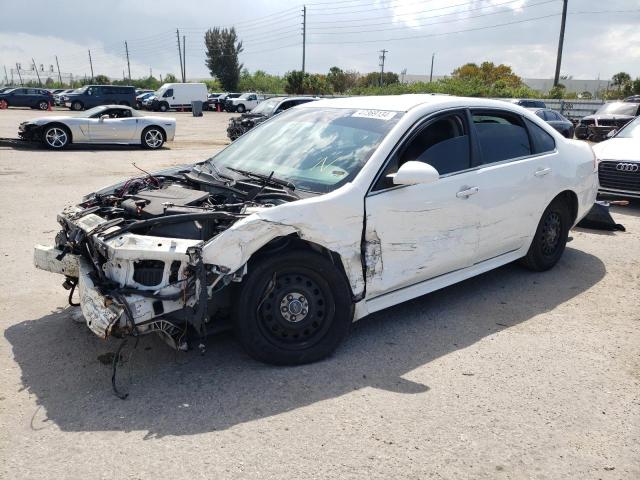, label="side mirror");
[606,129,617,138]
[99,114,109,121]
[389,161,440,186]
